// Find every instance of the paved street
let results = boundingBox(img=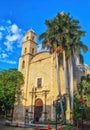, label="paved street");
[0,123,35,130]
[0,118,90,130]
[0,119,35,130]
